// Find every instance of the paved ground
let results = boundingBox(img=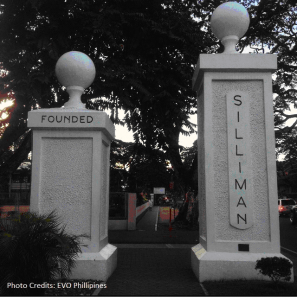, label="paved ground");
[100,206,204,296]
[99,245,204,296]
[98,206,297,296]
[101,207,297,295]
